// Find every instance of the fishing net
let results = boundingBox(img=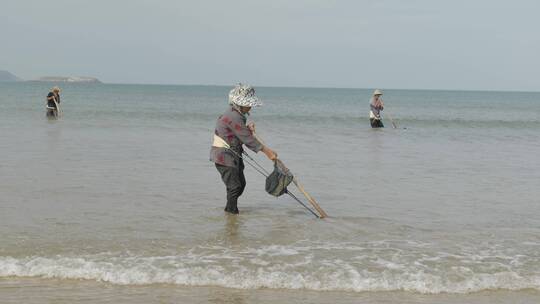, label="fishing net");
[265,160,294,197]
